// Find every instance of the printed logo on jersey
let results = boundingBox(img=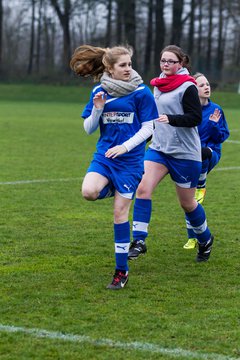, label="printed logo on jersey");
[102,112,134,124]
